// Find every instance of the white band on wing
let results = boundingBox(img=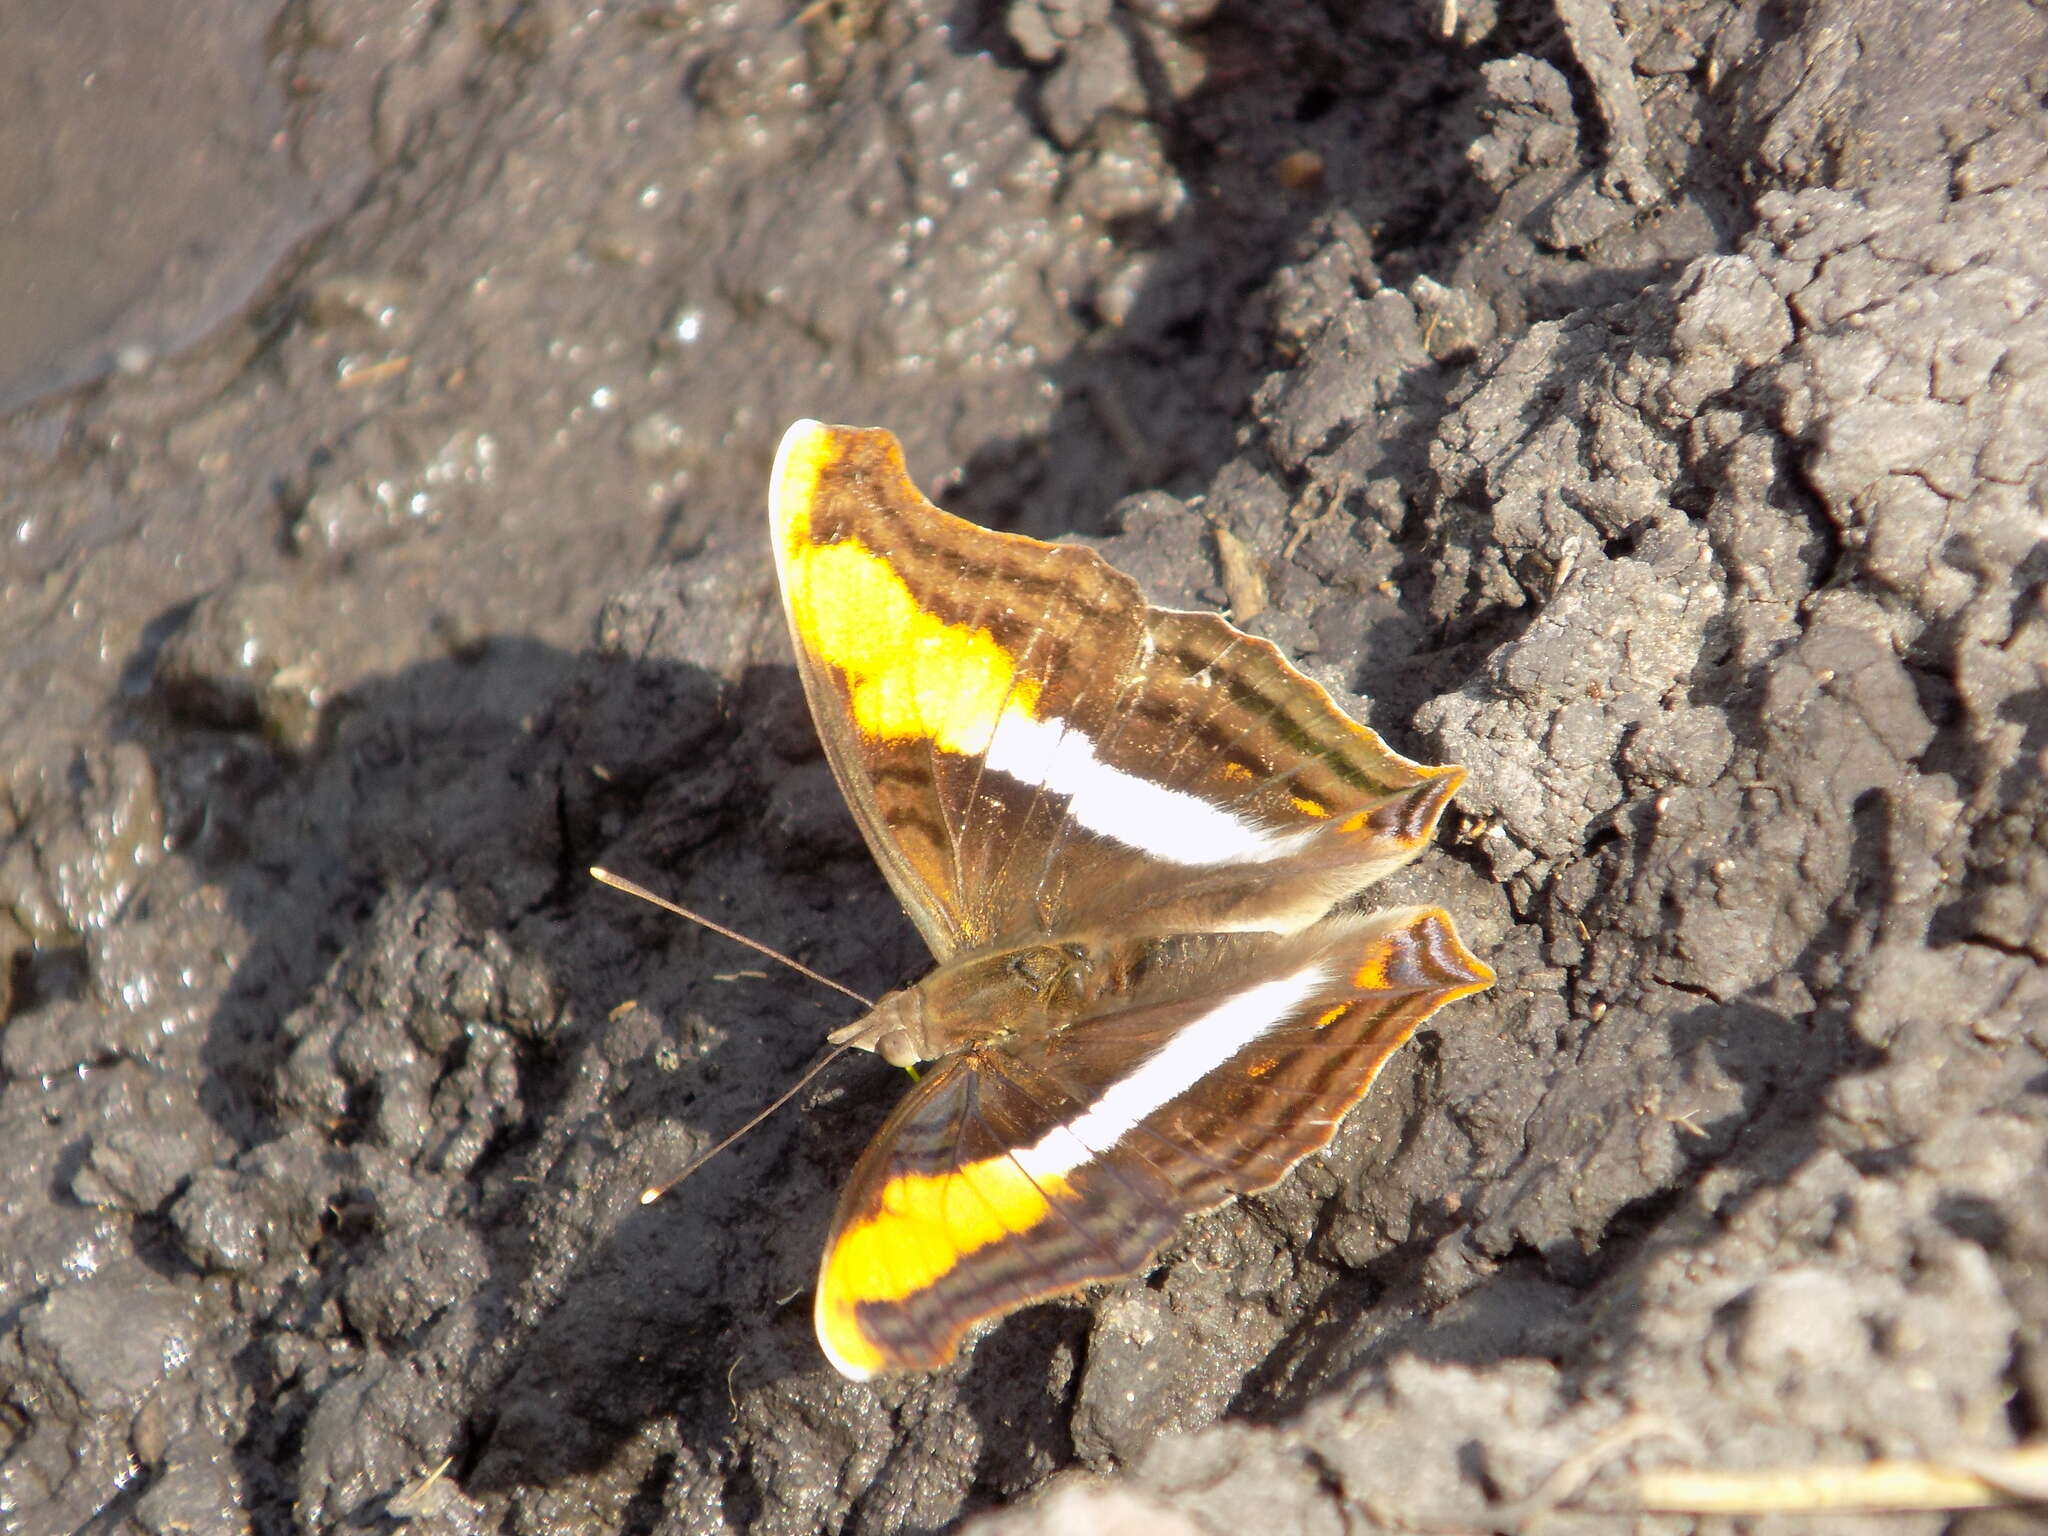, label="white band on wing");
[1014,960,1333,1179]
[984,709,1316,866]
